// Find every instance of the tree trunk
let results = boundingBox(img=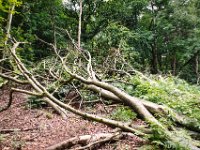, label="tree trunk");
[151,42,159,74]
[171,51,177,76]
